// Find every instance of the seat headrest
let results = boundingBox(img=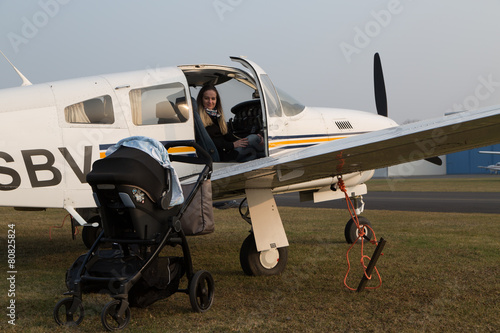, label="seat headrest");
[84,99,106,123]
[156,101,180,123]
